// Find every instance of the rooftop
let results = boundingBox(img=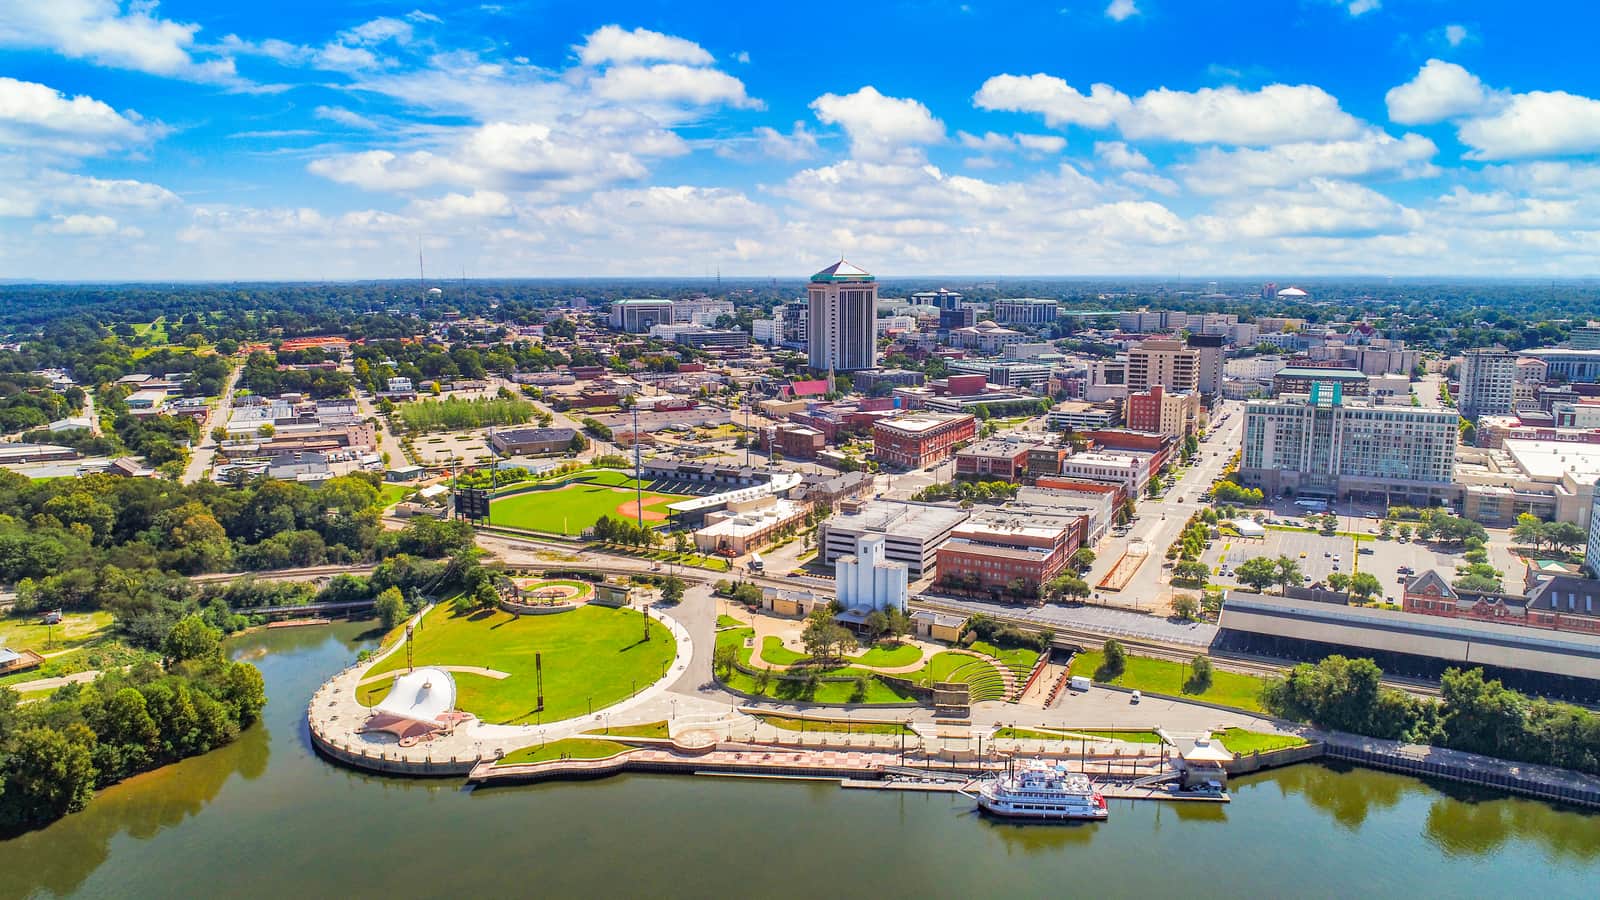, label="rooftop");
[876,412,974,435]
[1501,439,1600,482]
[810,259,874,283]
[827,499,970,540]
